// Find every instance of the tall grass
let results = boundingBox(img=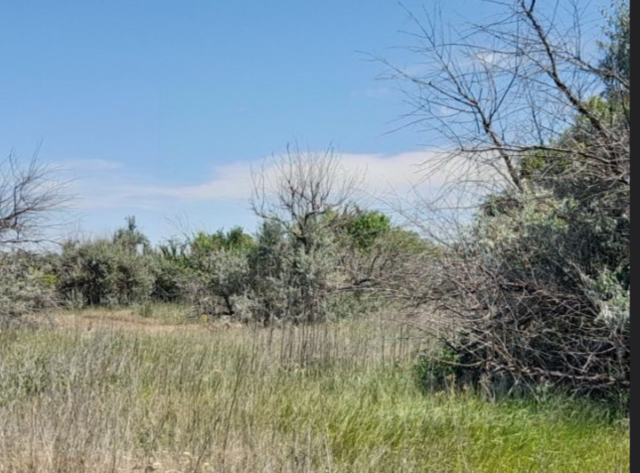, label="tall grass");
[0,309,629,472]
